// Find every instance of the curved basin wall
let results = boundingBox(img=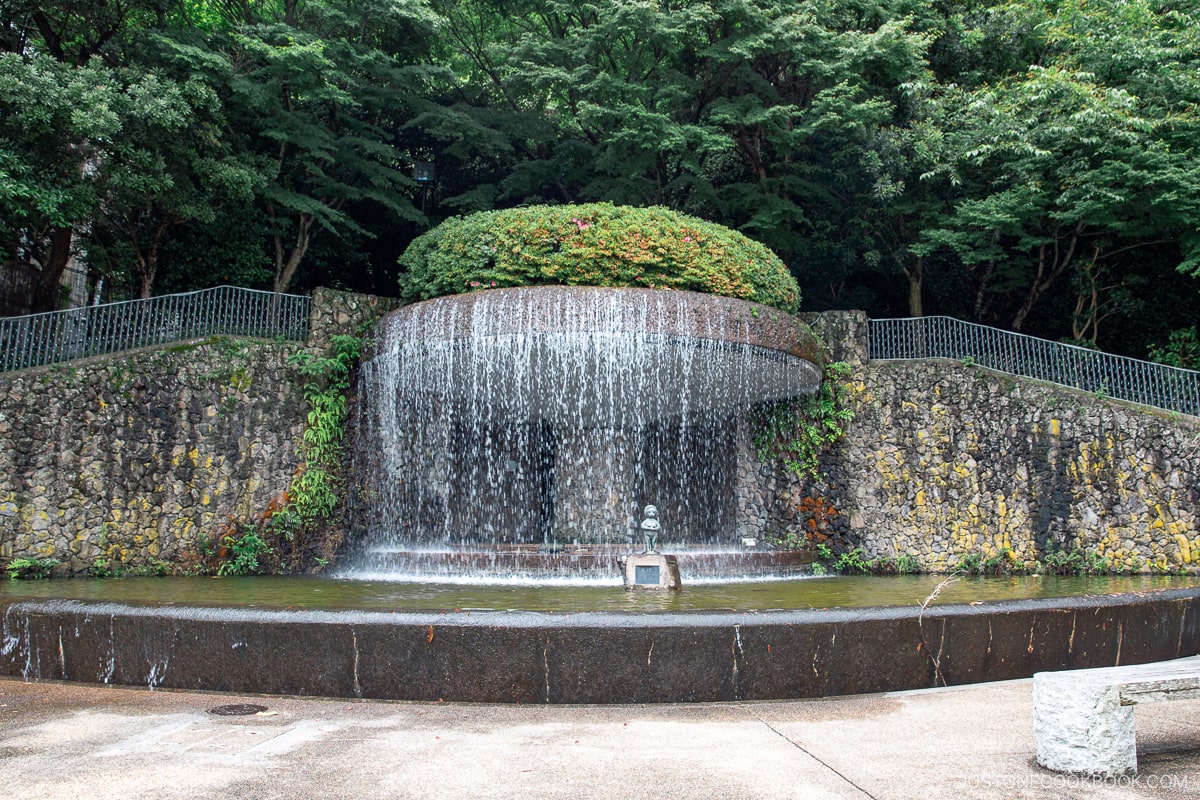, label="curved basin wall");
[3,589,1198,703]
